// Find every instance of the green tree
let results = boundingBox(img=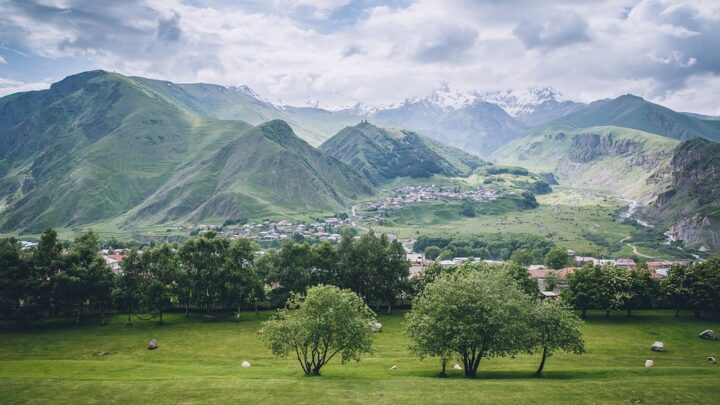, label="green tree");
[564,265,604,318]
[423,246,442,261]
[405,269,532,378]
[661,264,691,317]
[113,250,143,325]
[221,238,263,316]
[178,233,229,313]
[530,300,585,377]
[0,238,28,324]
[29,228,64,318]
[625,269,657,316]
[597,266,632,317]
[259,285,376,376]
[63,231,114,323]
[510,248,534,266]
[544,247,570,269]
[141,244,178,323]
